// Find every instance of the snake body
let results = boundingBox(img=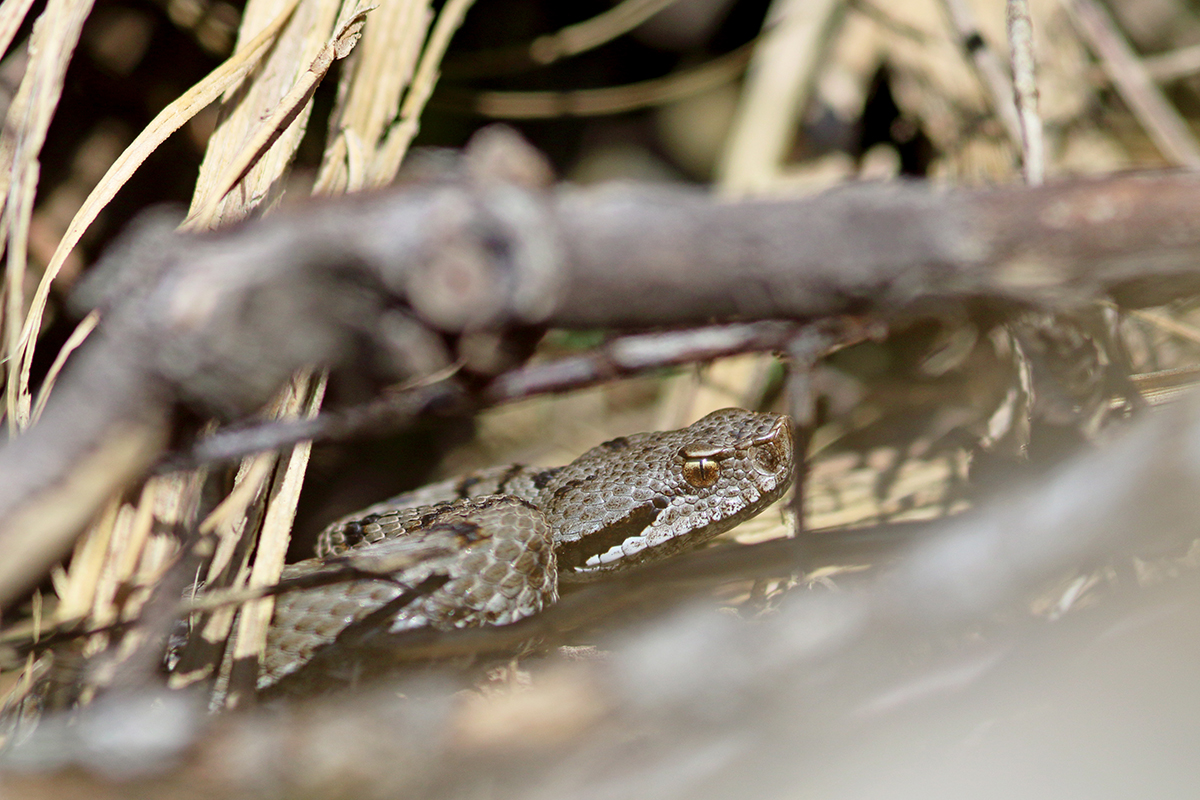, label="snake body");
[261,408,794,689]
